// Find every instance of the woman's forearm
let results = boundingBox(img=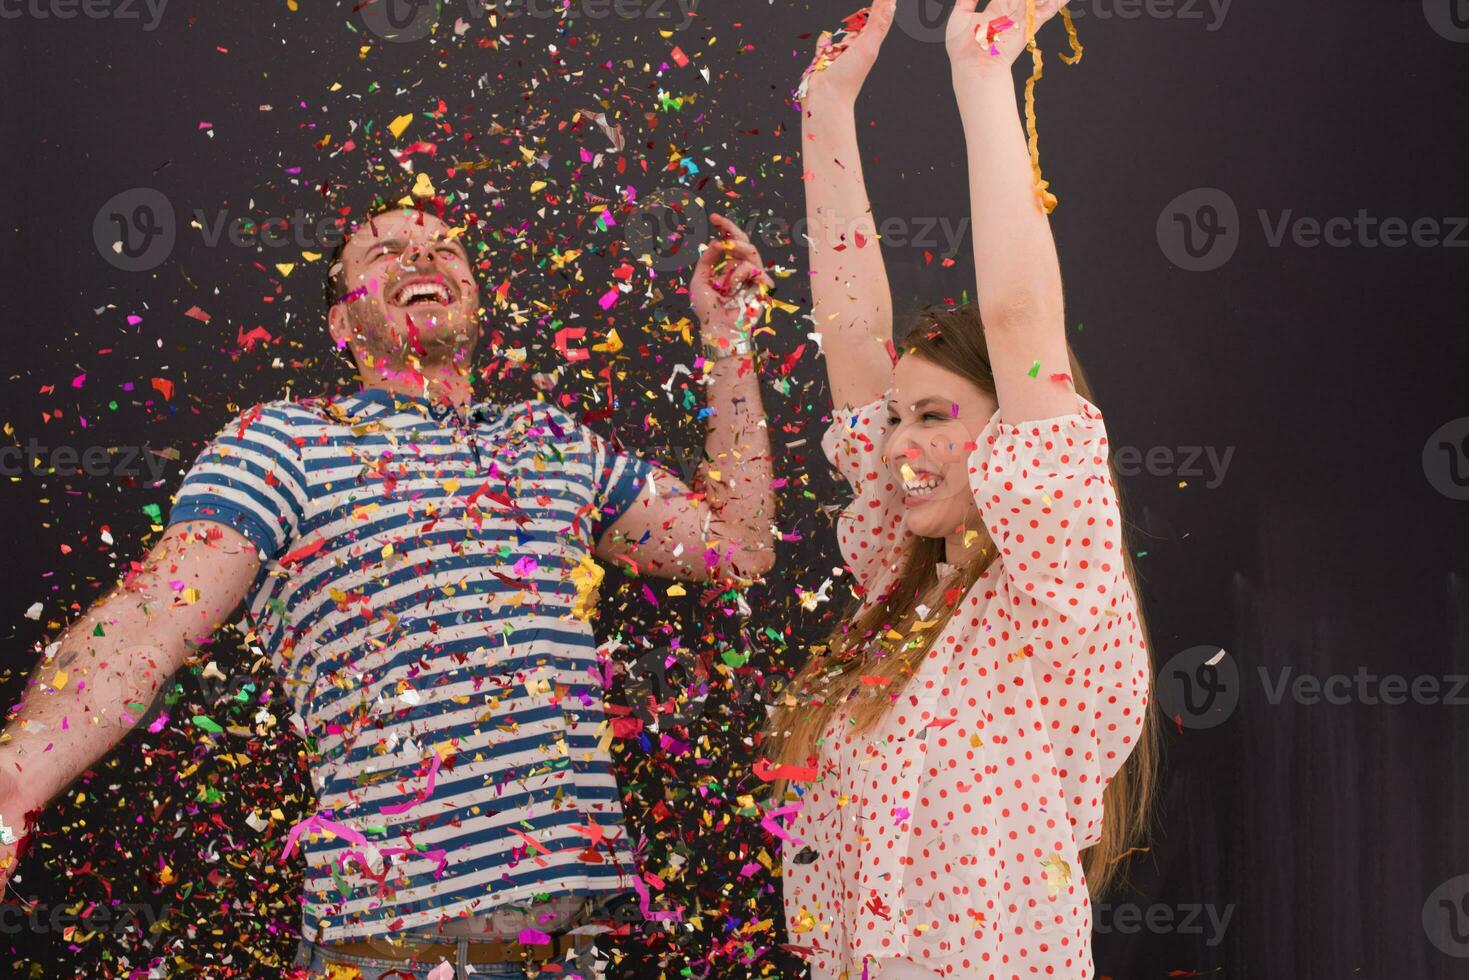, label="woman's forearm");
[955,74,1065,333]
[802,99,896,407]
